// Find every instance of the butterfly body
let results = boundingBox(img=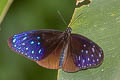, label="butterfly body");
[8,27,104,72]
